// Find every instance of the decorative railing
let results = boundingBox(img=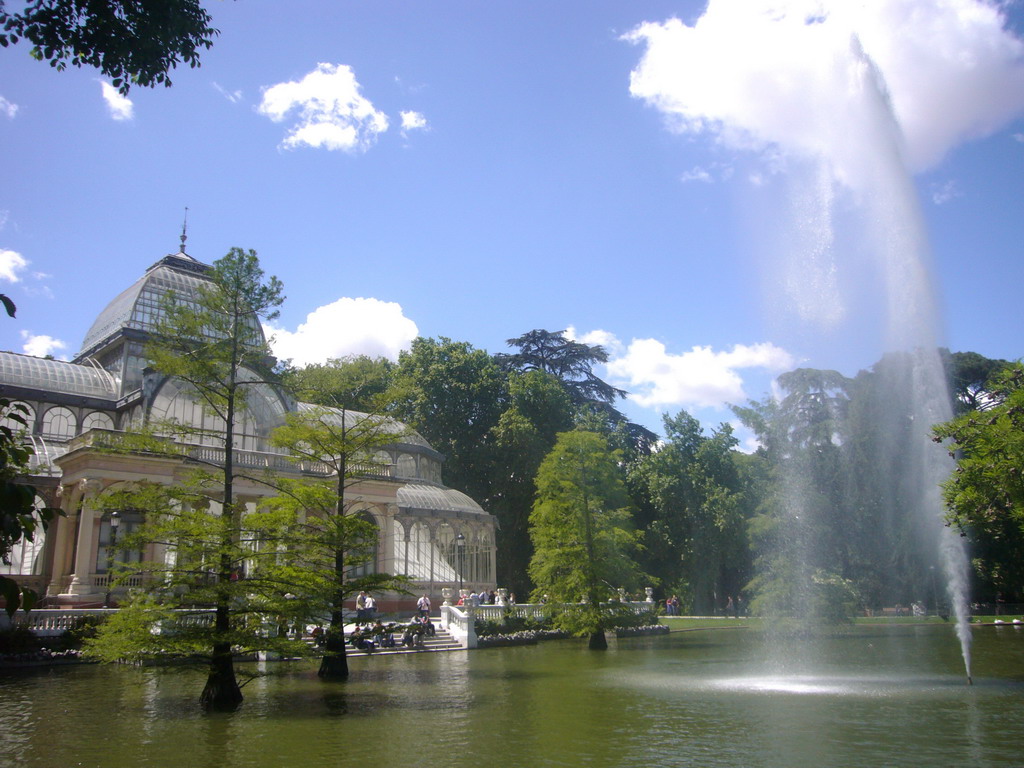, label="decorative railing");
[0,607,219,637]
[91,573,146,589]
[0,608,115,636]
[473,601,653,622]
[65,429,397,480]
[440,605,478,649]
